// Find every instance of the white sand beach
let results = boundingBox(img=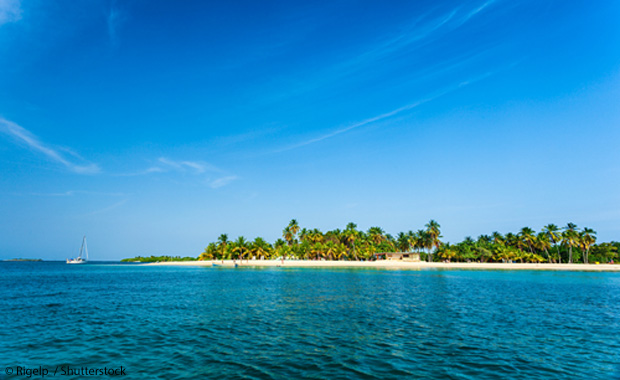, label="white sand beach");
[145,260,620,271]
